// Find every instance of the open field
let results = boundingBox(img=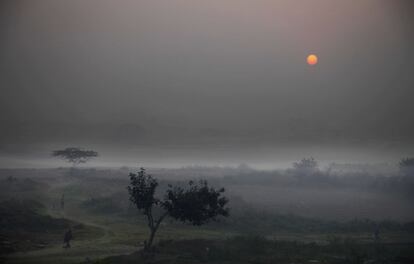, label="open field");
[1,167,413,264]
